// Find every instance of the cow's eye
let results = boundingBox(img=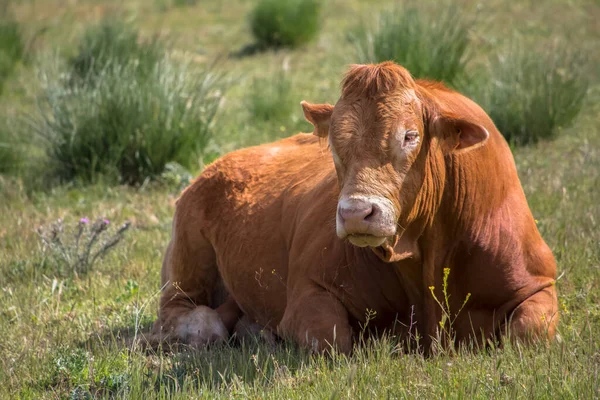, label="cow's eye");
[404,130,419,146]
